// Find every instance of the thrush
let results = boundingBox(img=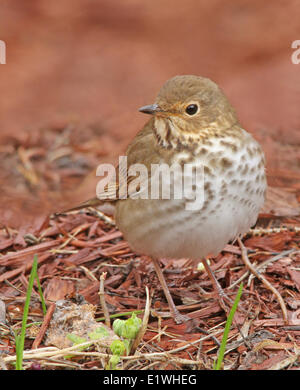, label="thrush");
[65,75,267,324]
